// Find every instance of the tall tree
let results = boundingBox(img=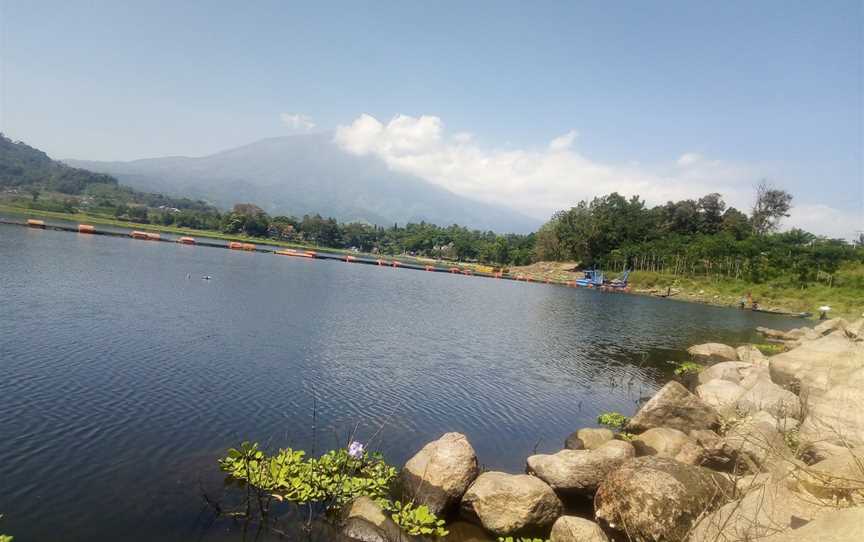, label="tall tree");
[751,180,793,235]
